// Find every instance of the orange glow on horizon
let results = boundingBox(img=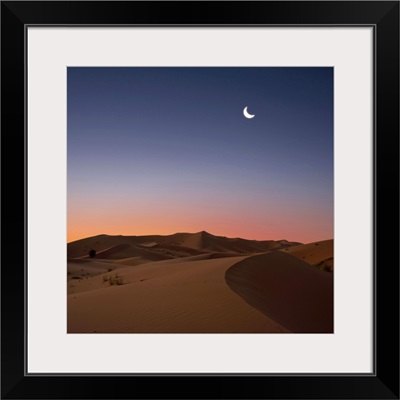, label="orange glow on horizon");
[68,190,333,244]
[67,214,333,244]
